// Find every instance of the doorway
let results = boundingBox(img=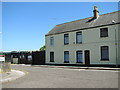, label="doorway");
[85,50,90,66]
